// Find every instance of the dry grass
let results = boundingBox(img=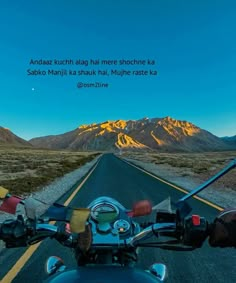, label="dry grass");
[0,146,99,195]
[122,151,236,190]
